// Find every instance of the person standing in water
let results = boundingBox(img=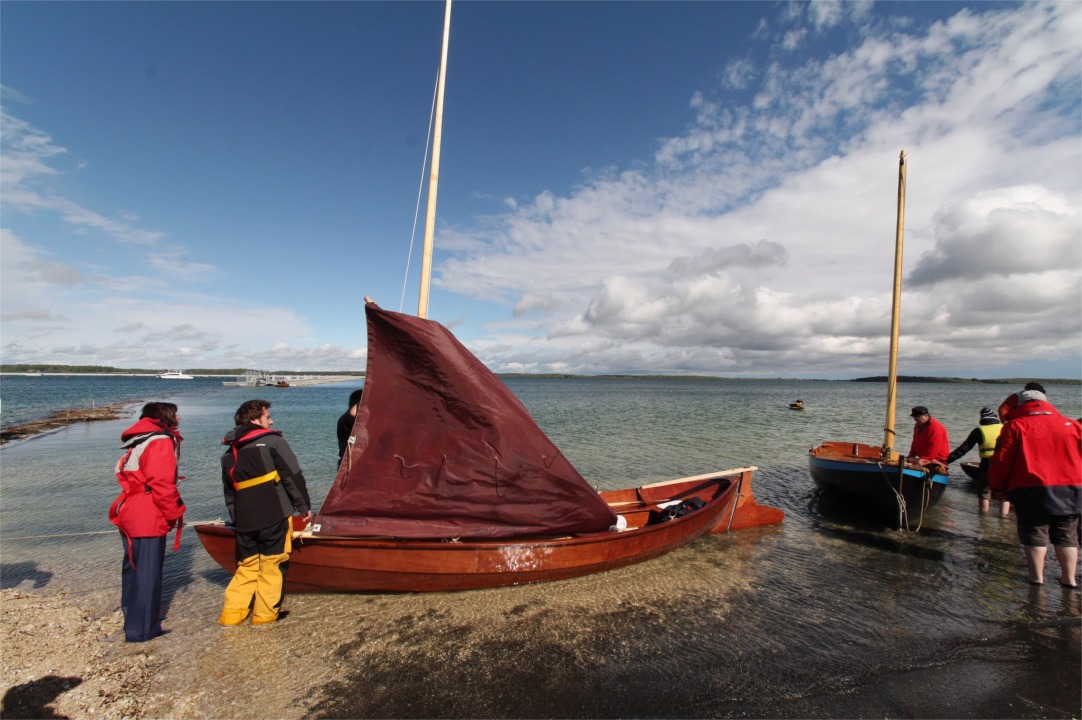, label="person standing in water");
[946,407,1008,517]
[989,388,1082,588]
